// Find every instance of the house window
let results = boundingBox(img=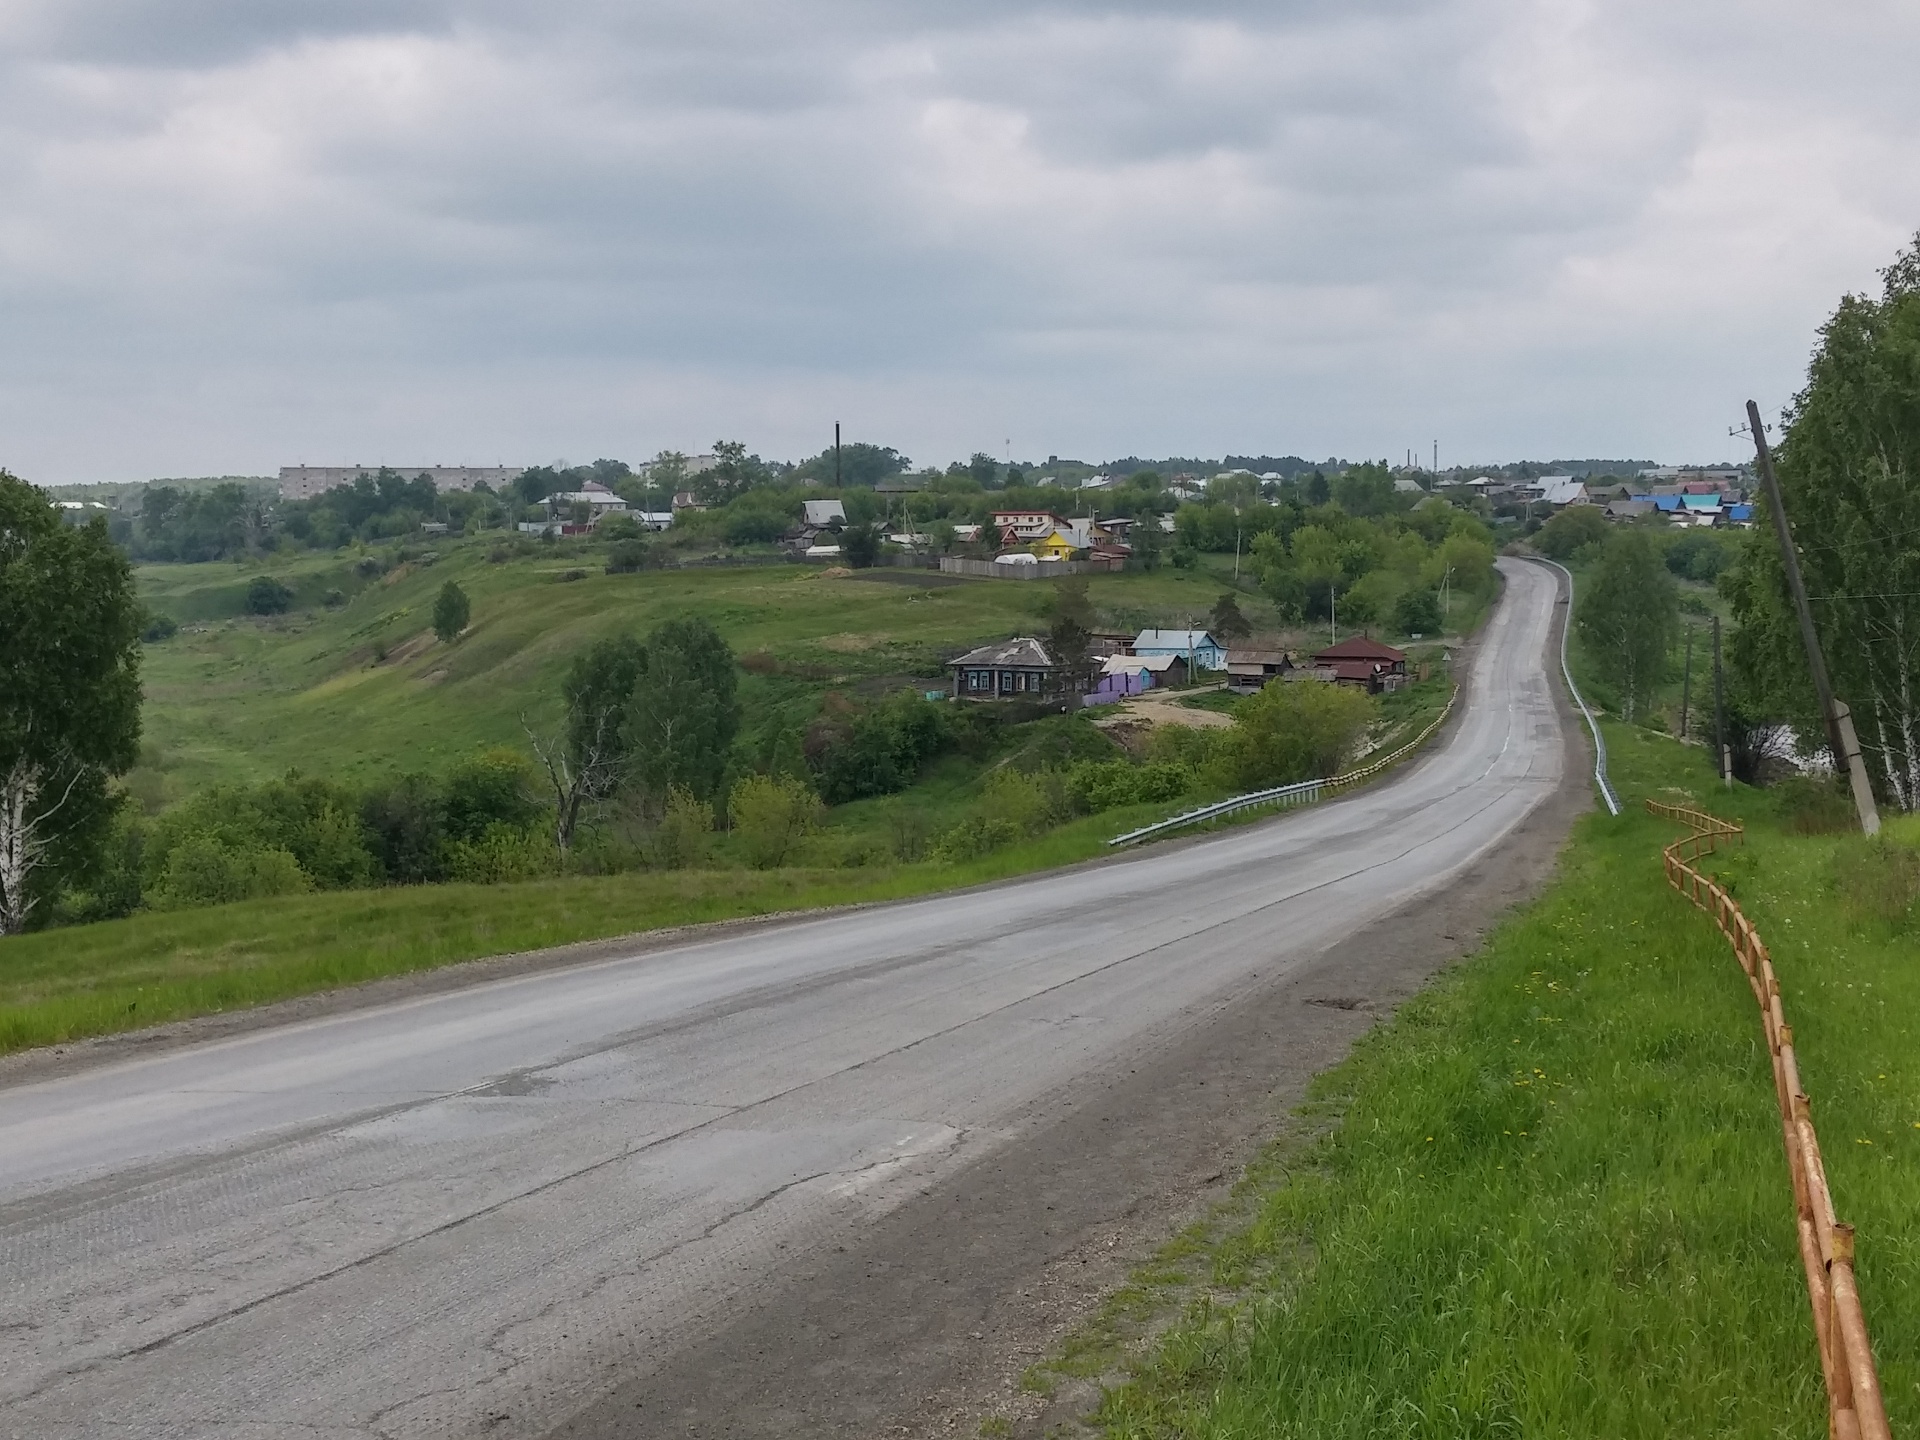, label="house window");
[1000,671,1013,692]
